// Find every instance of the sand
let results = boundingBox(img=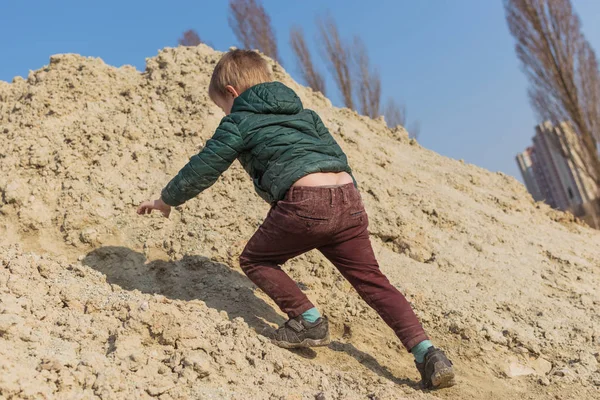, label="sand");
[1,44,599,399]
